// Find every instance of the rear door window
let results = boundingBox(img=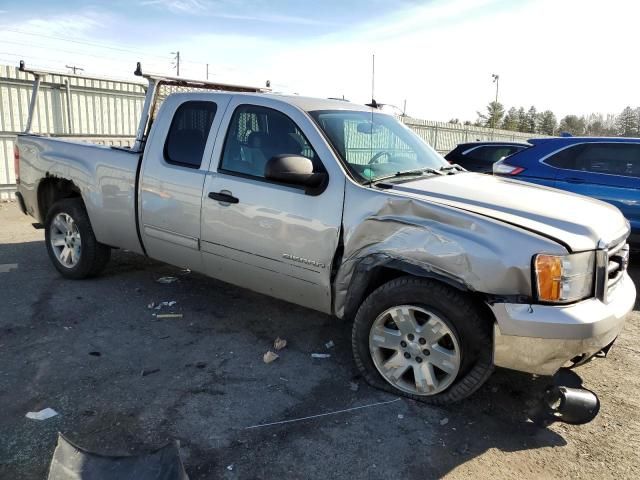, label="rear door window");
[164,101,217,169]
[546,143,640,177]
[578,144,640,177]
